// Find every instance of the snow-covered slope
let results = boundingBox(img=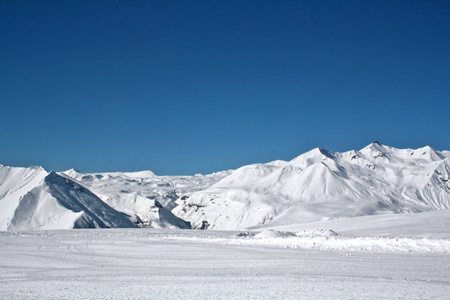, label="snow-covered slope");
[3,143,450,231]
[60,169,231,229]
[0,165,48,229]
[173,143,450,230]
[0,165,136,230]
